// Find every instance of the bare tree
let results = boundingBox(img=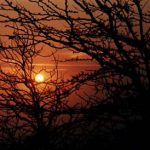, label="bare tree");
[0,0,149,149]
[1,0,149,96]
[0,26,84,149]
